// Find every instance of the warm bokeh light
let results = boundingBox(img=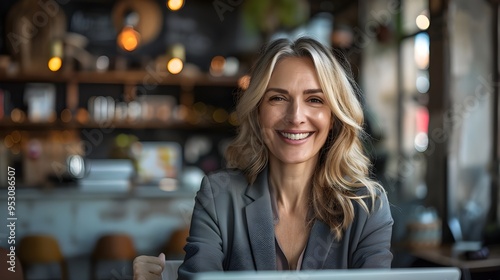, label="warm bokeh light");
[213,108,228,123]
[118,26,141,52]
[167,57,183,74]
[11,108,25,123]
[11,130,21,143]
[11,144,20,155]
[76,108,89,124]
[49,39,63,72]
[210,56,226,76]
[193,102,207,115]
[416,14,430,30]
[61,108,72,123]
[228,111,239,126]
[238,75,251,90]
[48,57,62,72]
[175,104,189,121]
[167,0,184,11]
[48,112,56,123]
[4,135,14,148]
